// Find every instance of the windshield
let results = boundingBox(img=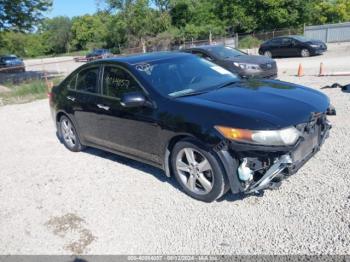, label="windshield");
[2,57,18,61]
[135,55,239,97]
[291,35,311,42]
[208,46,245,59]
